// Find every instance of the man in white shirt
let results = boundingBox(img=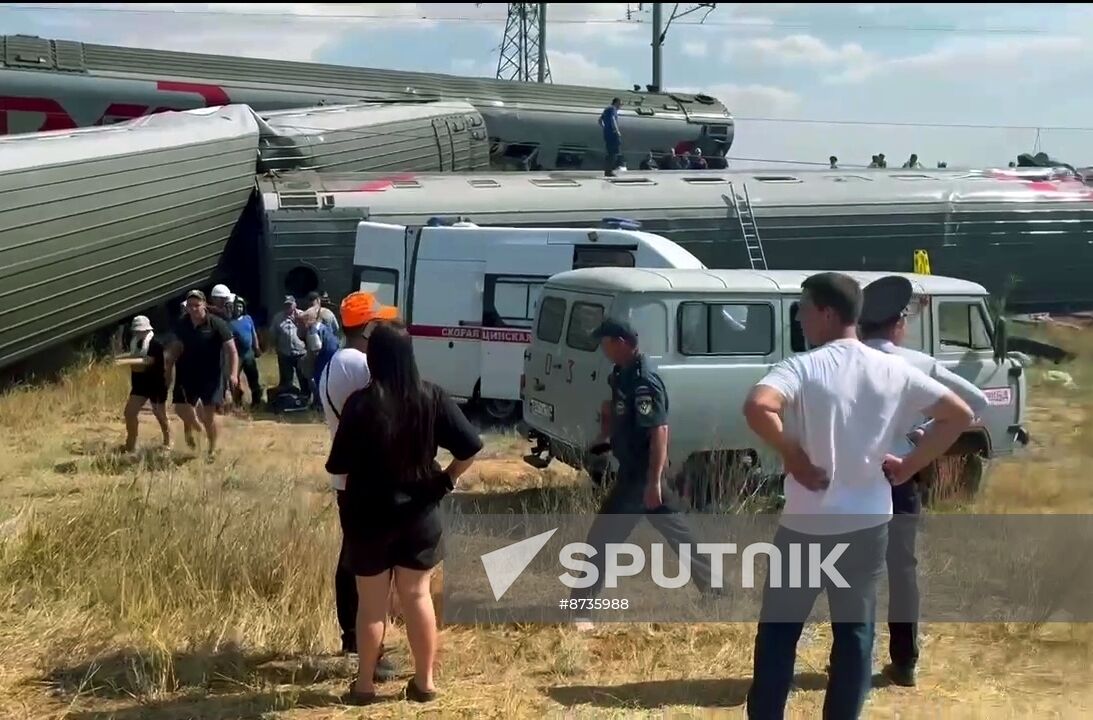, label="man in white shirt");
[859,275,989,687]
[742,272,973,720]
[319,291,398,673]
